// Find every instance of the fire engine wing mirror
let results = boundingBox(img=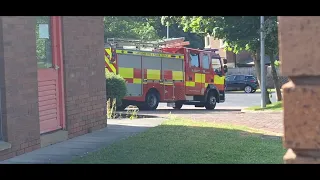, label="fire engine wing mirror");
[223,59,227,64]
[223,65,228,73]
